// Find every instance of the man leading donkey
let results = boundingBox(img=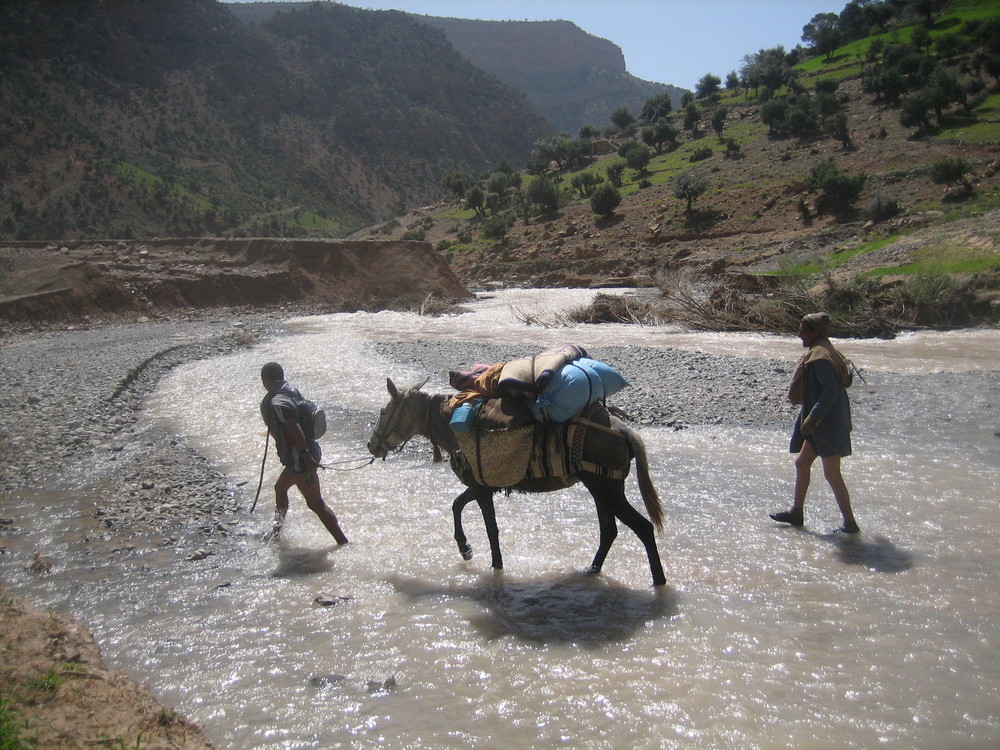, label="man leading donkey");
[260,361,349,544]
